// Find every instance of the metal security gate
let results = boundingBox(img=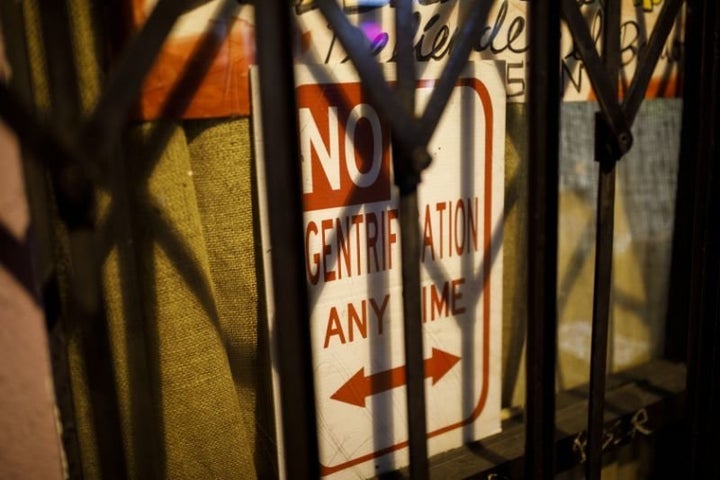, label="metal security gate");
[1,0,719,478]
